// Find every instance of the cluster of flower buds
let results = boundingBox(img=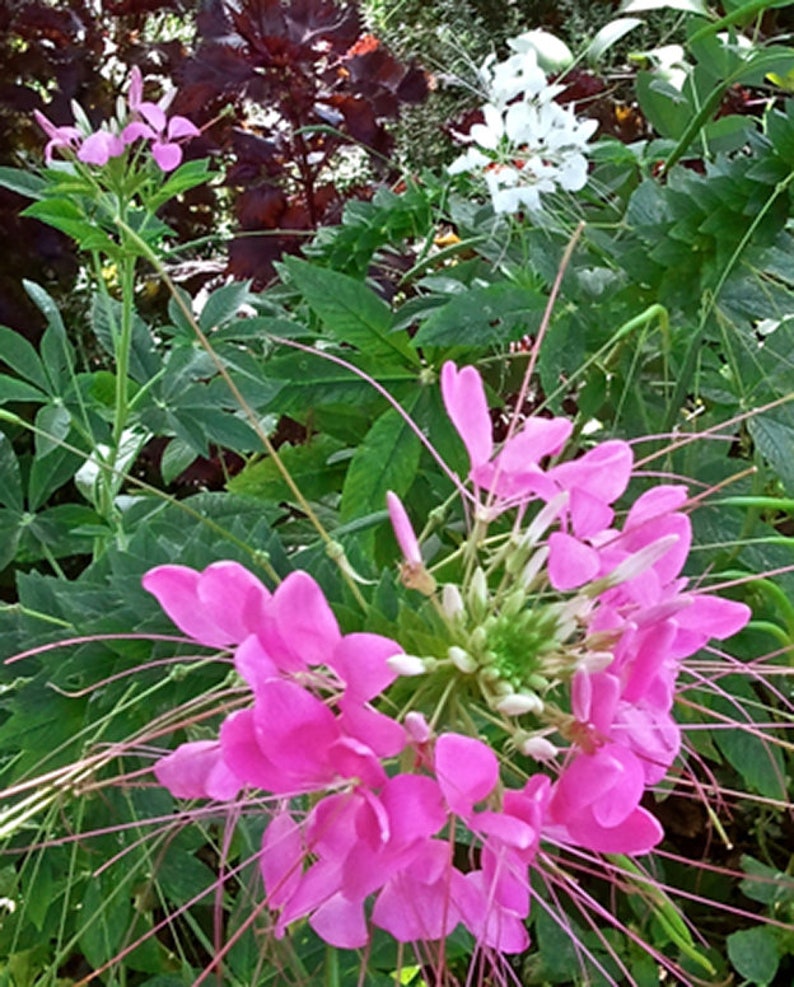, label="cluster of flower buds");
[147,360,749,952]
[34,67,199,172]
[449,44,597,213]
